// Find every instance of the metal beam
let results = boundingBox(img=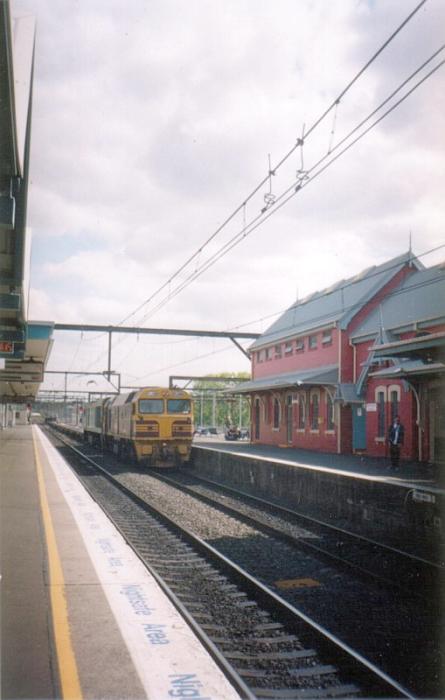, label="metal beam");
[169,375,249,388]
[230,336,251,359]
[45,370,120,376]
[45,369,121,392]
[53,323,259,340]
